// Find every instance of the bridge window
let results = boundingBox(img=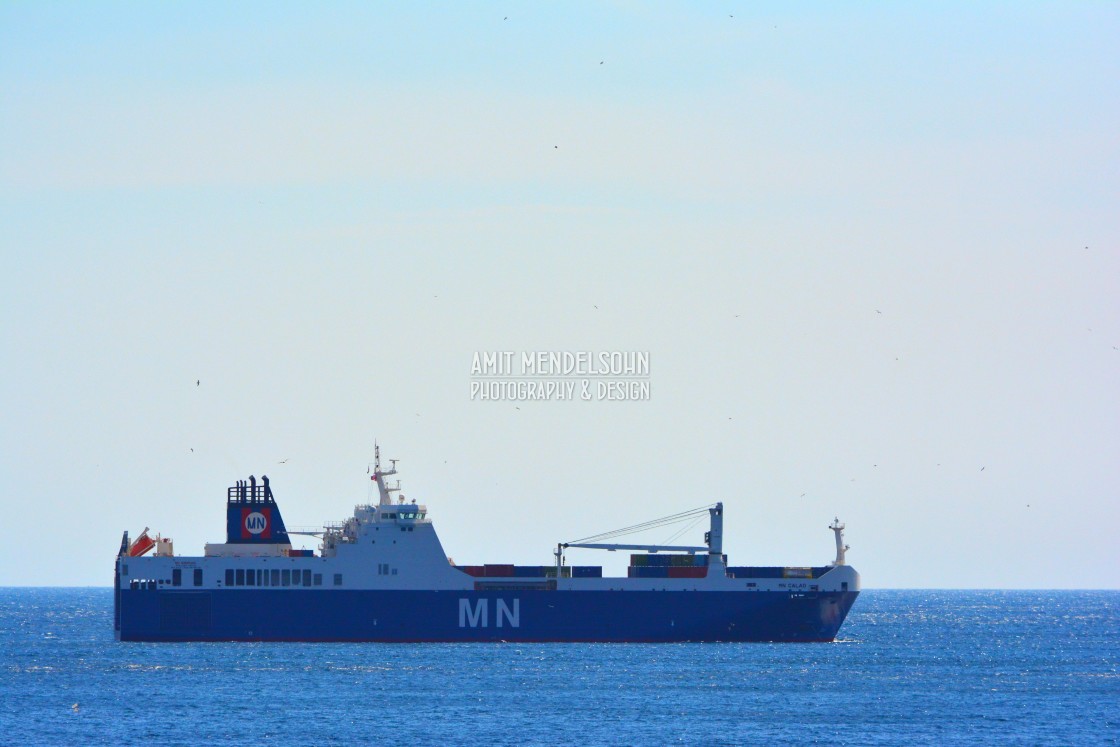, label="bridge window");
[235,569,245,586]
[193,569,203,587]
[334,573,343,586]
[245,569,255,586]
[282,569,291,586]
[172,569,181,587]
[225,569,234,586]
[302,569,312,587]
[313,573,322,586]
[271,569,280,586]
